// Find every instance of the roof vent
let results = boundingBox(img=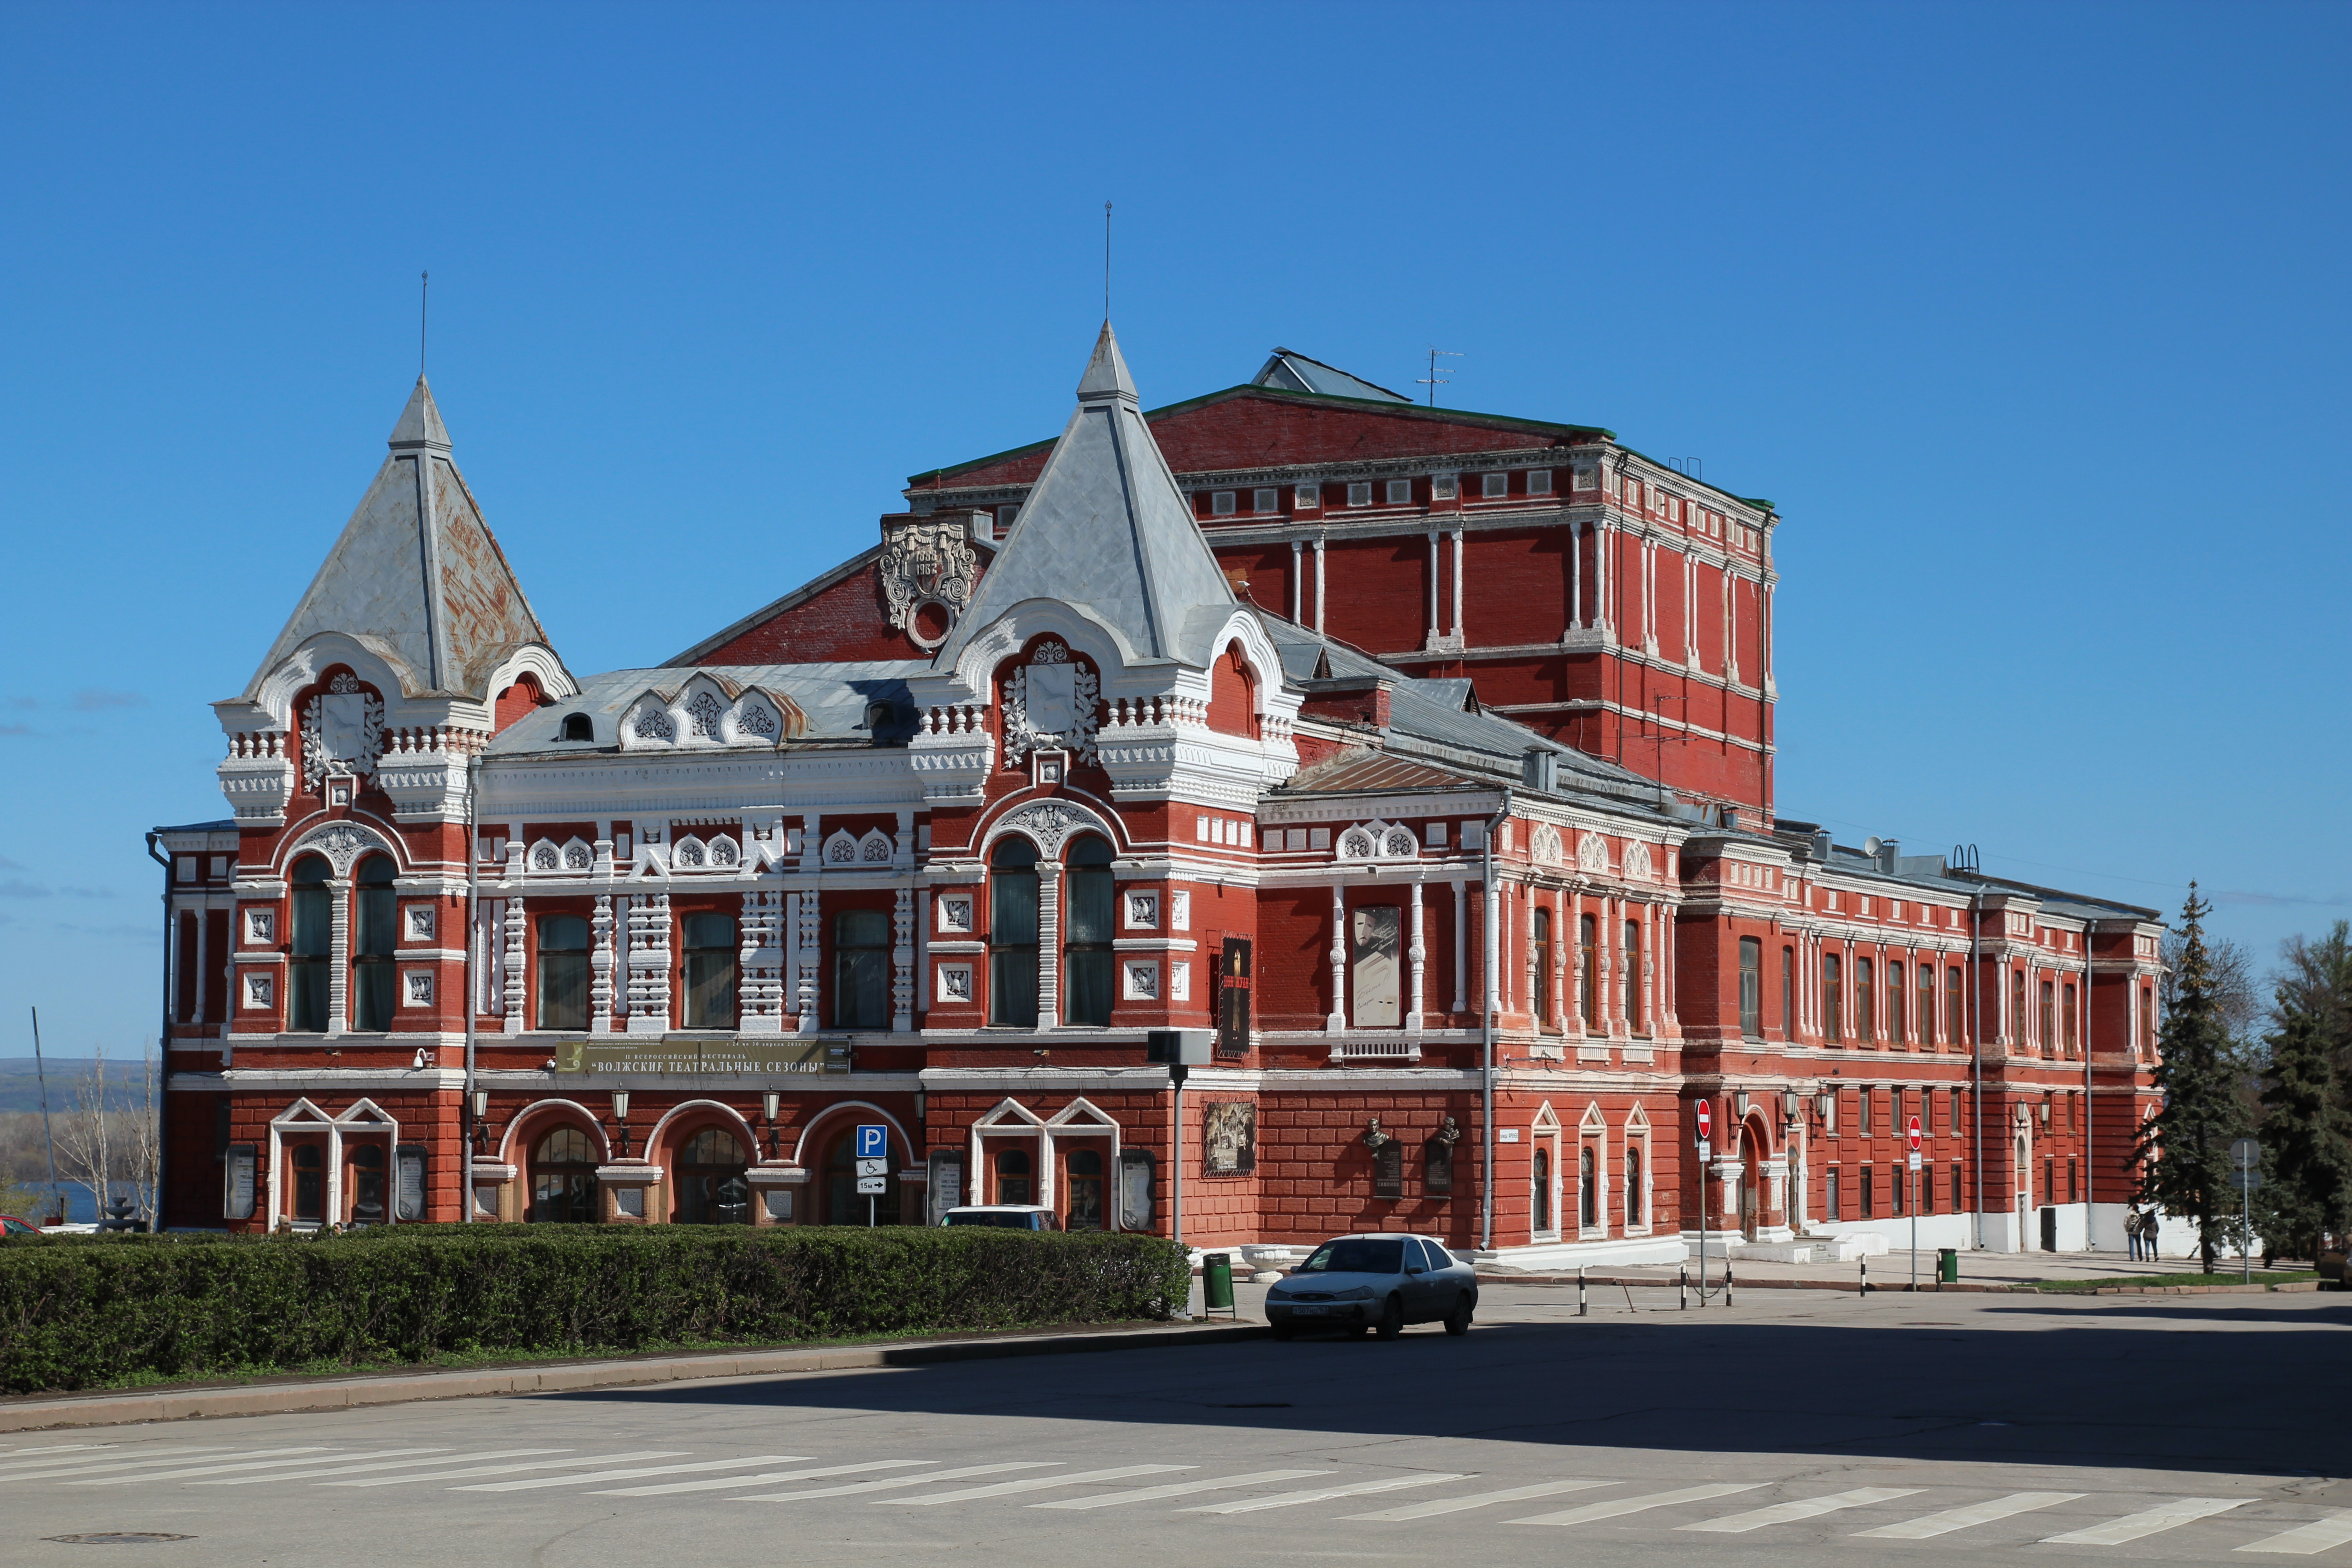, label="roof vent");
[1520,749,1558,793]
[1811,828,1833,862]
